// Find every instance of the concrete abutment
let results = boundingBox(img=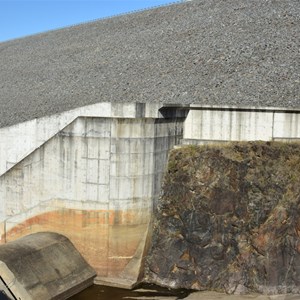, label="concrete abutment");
[0,106,187,288]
